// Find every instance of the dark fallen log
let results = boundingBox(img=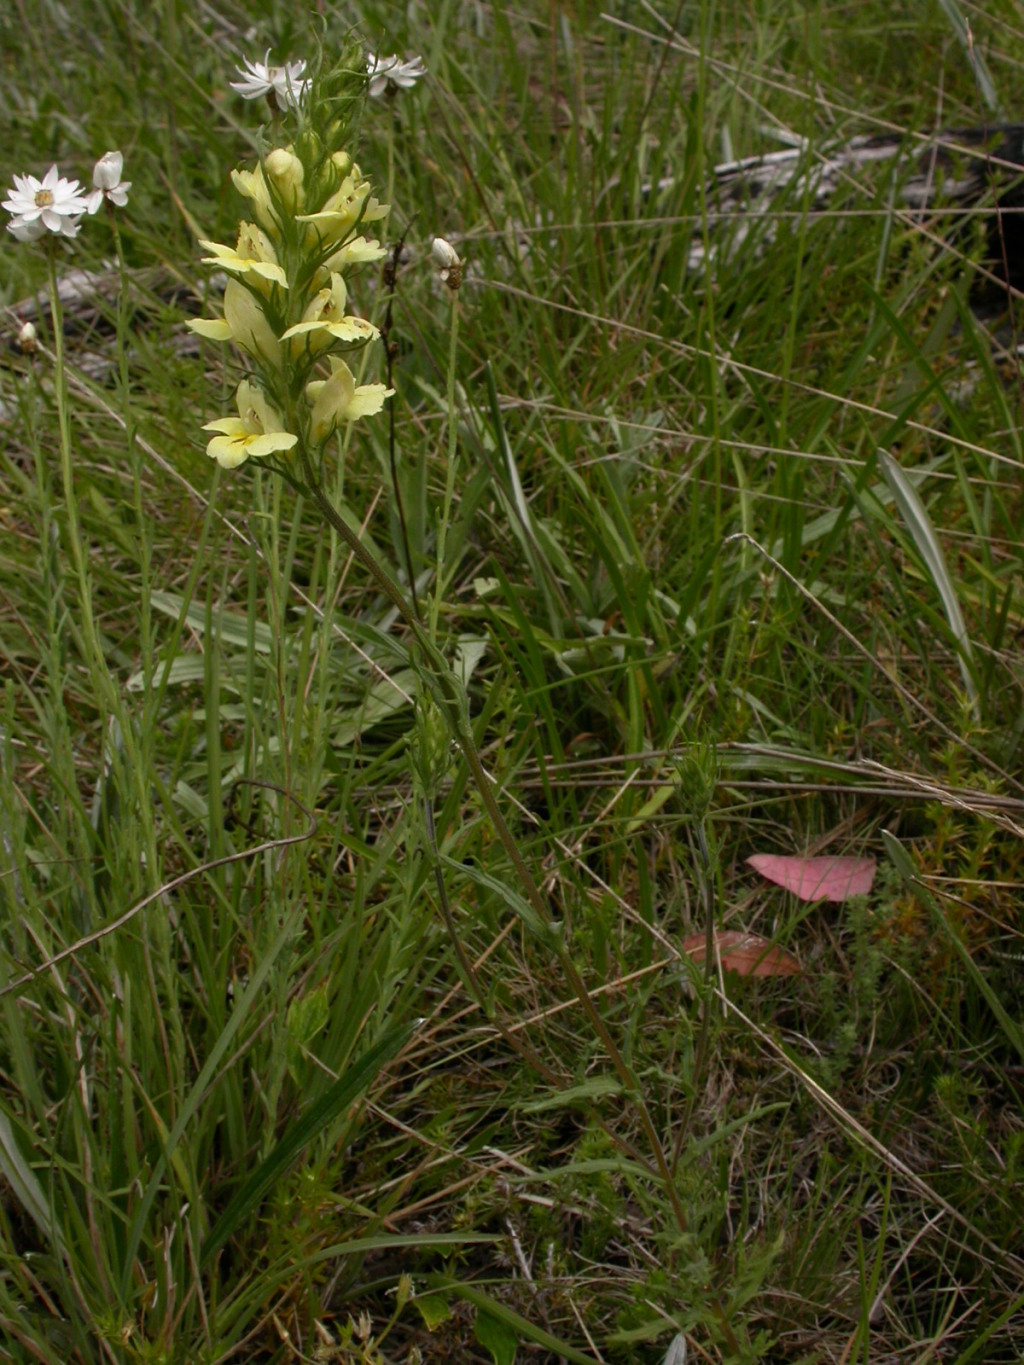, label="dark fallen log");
[679,124,1024,312]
